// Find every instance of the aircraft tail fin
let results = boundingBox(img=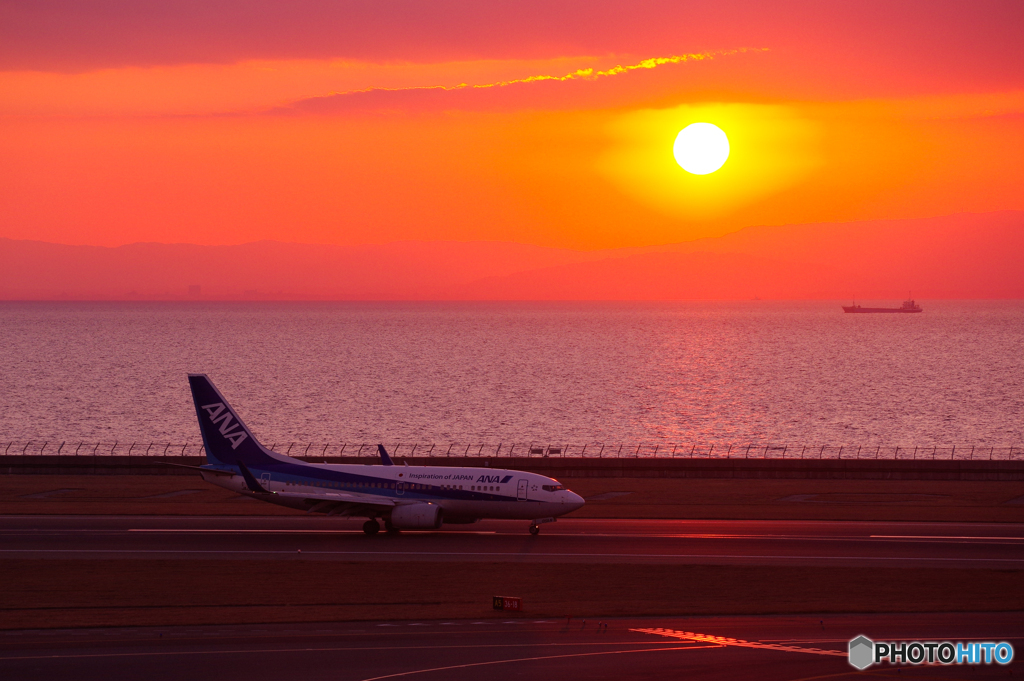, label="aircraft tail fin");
[187,374,284,468]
